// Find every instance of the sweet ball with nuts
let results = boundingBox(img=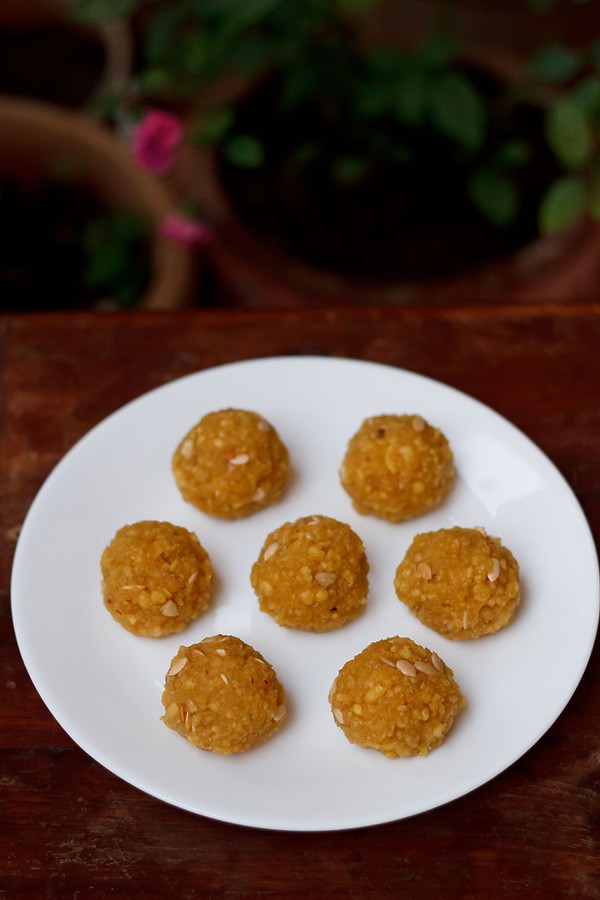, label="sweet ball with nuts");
[161,635,286,754]
[250,514,369,632]
[329,637,465,758]
[339,414,455,522]
[172,408,289,519]
[100,520,214,637]
[394,526,521,639]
